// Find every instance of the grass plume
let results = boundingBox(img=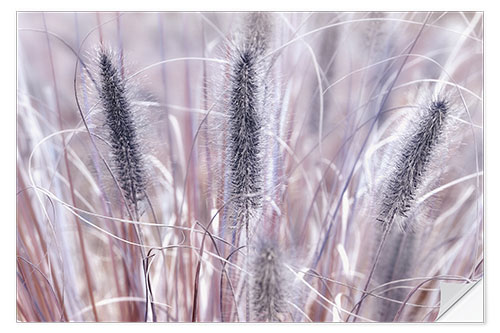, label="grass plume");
[225,13,273,233]
[97,47,155,321]
[354,96,452,321]
[377,98,450,232]
[97,47,147,216]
